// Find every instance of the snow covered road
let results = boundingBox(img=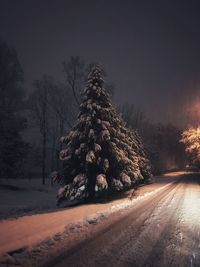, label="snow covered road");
[0,173,176,257]
[41,172,200,267]
[1,172,199,267]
